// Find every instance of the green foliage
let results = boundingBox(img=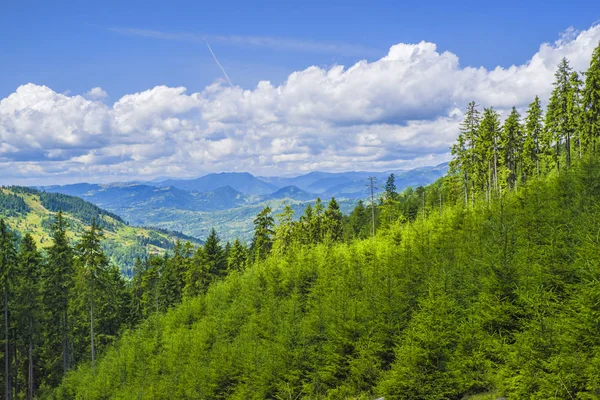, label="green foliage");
[51,158,600,399]
[0,191,30,217]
